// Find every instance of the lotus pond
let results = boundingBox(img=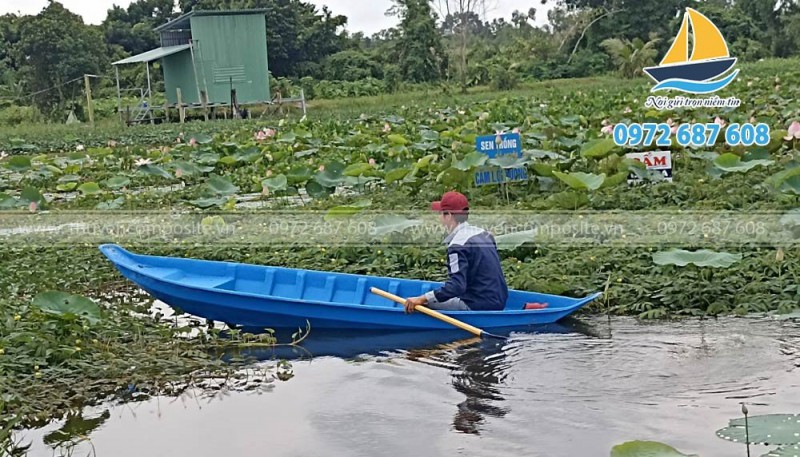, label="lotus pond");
[1,58,800,455]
